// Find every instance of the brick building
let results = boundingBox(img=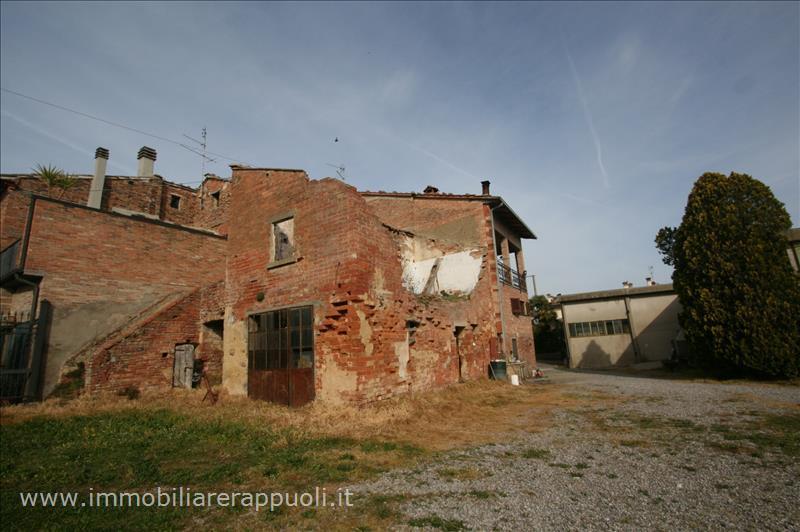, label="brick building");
[1,147,230,400]
[1,147,537,405]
